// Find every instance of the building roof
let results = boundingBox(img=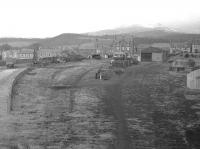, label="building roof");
[192,40,200,45]
[141,47,165,53]
[137,44,152,49]
[38,48,63,53]
[151,43,170,48]
[19,48,34,54]
[170,42,189,48]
